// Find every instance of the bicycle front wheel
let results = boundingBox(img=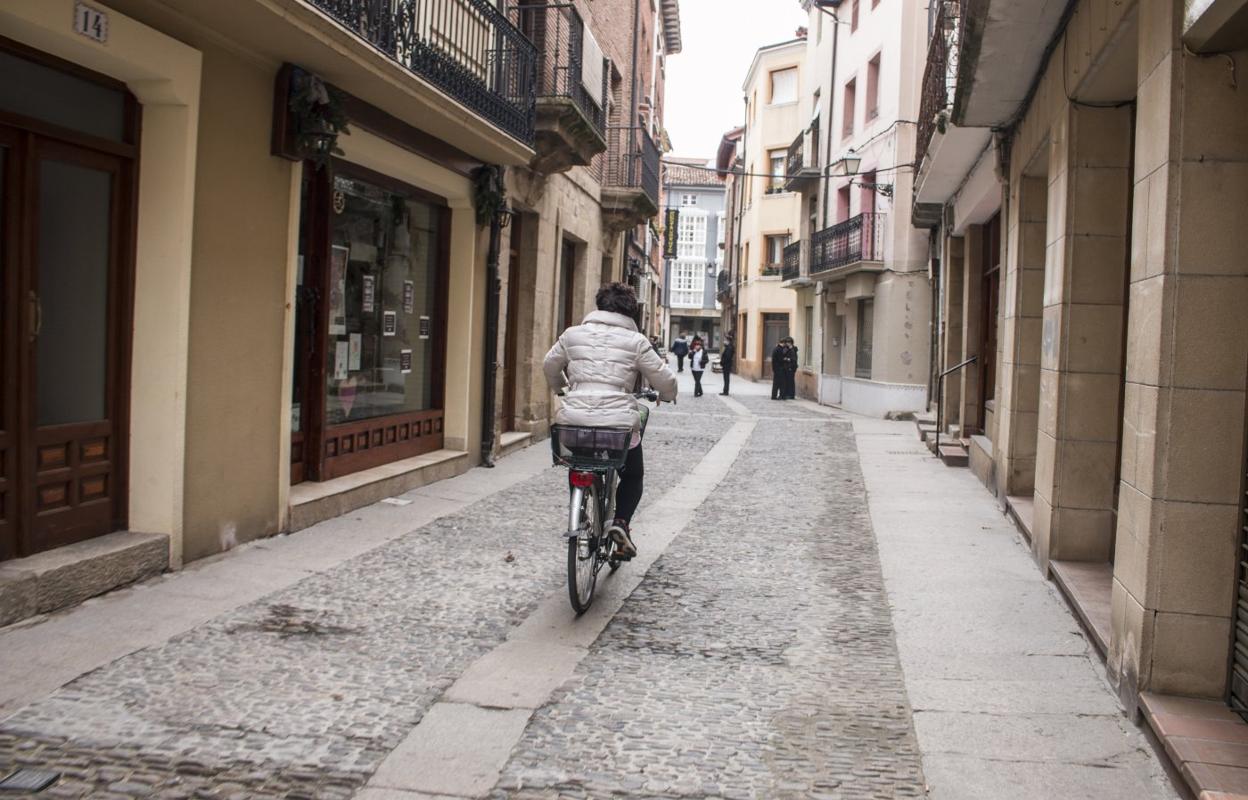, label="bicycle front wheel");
[567,482,600,614]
